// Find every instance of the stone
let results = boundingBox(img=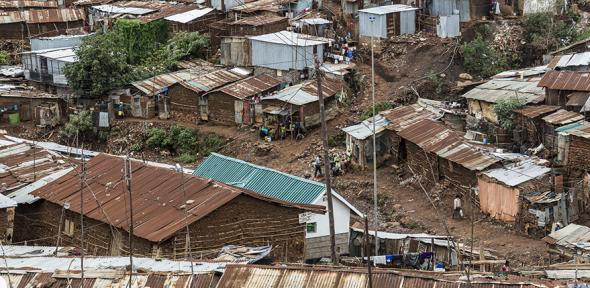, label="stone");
[459,73,473,80]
